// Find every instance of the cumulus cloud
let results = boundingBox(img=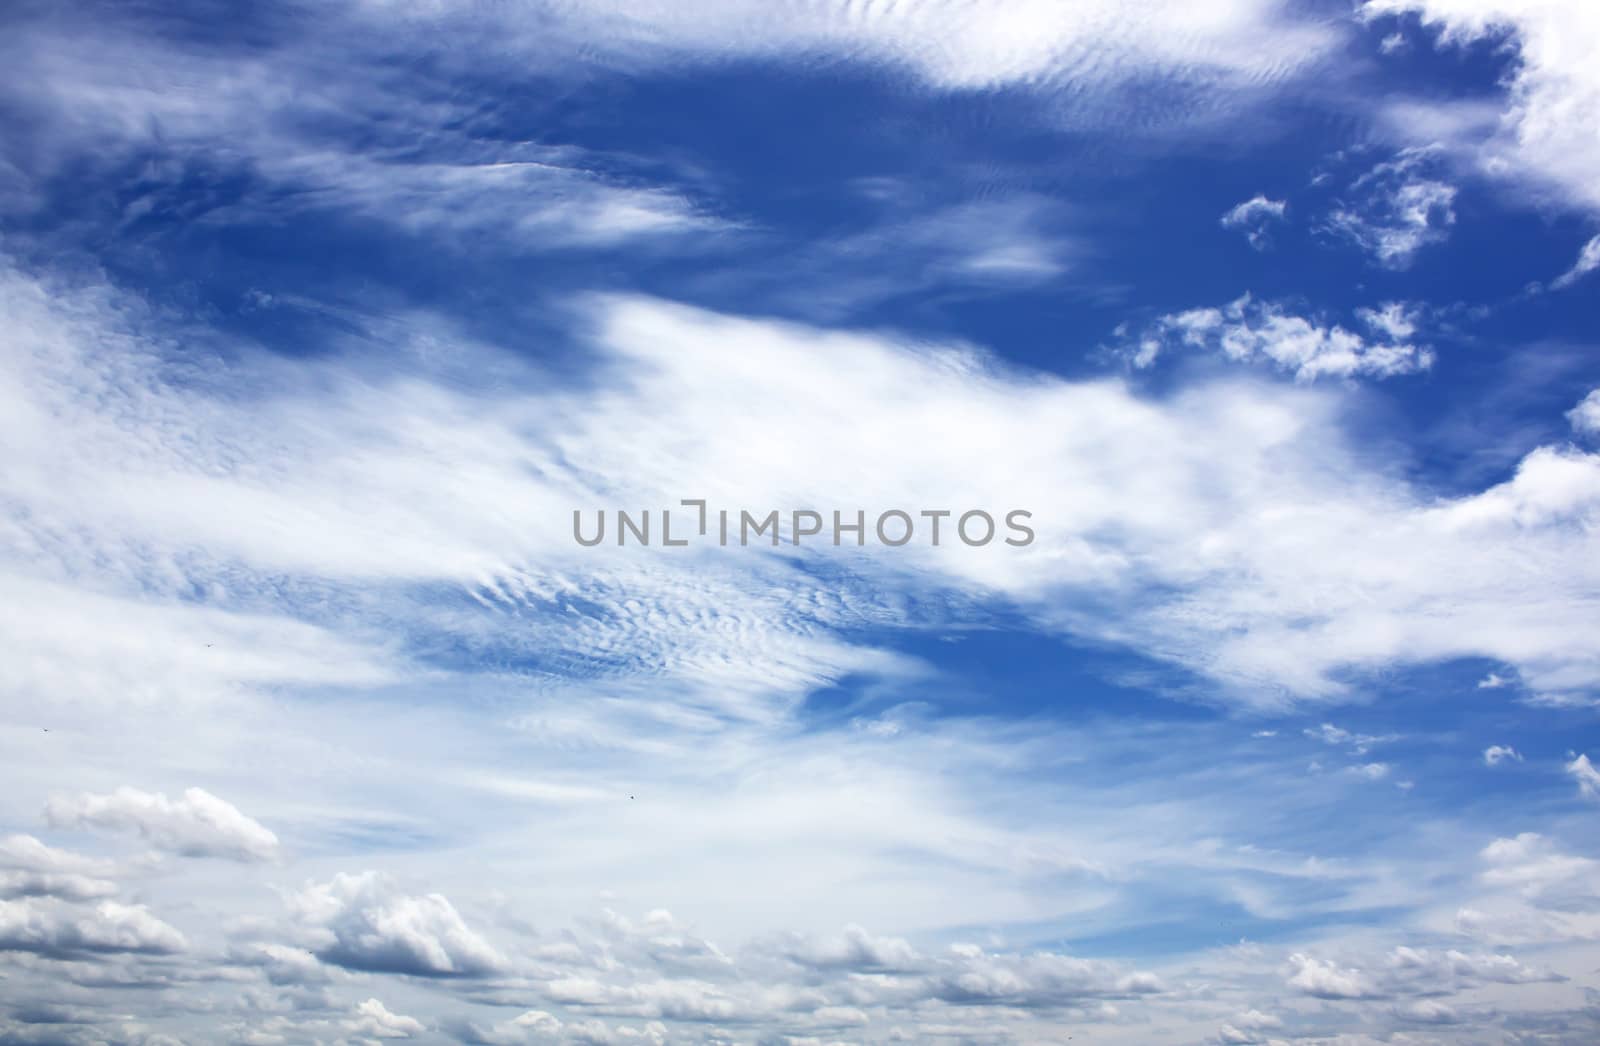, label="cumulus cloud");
[46,787,280,861]
[0,835,119,899]
[1569,389,1600,438]
[288,871,505,977]
[1220,194,1288,249]
[0,898,185,958]
[1483,745,1522,766]
[766,923,920,972]
[1287,953,1379,998]
[1327,148,1457,267]
[1364,0,1600,214]
[347,998,426,1039]
[1452,833,1600,946]
[1123,293,1434,380]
